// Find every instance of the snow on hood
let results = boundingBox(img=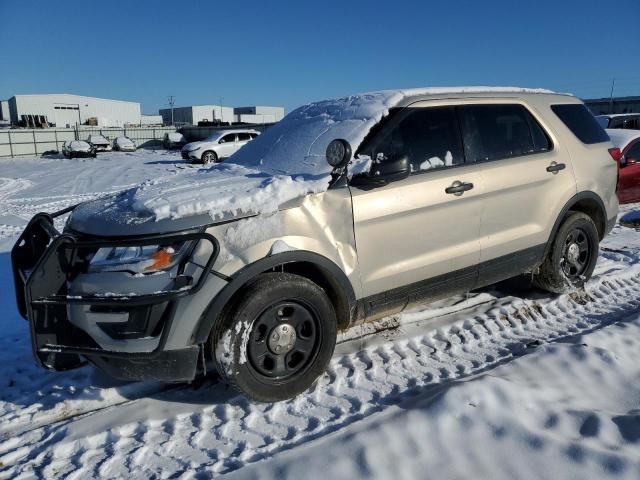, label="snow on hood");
[69,140,91,151]
[115,136,134,146]
[167,132,185,142]
[69,86,554,234]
